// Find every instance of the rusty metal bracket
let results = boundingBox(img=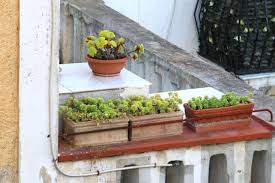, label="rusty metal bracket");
[253,109,273,122]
